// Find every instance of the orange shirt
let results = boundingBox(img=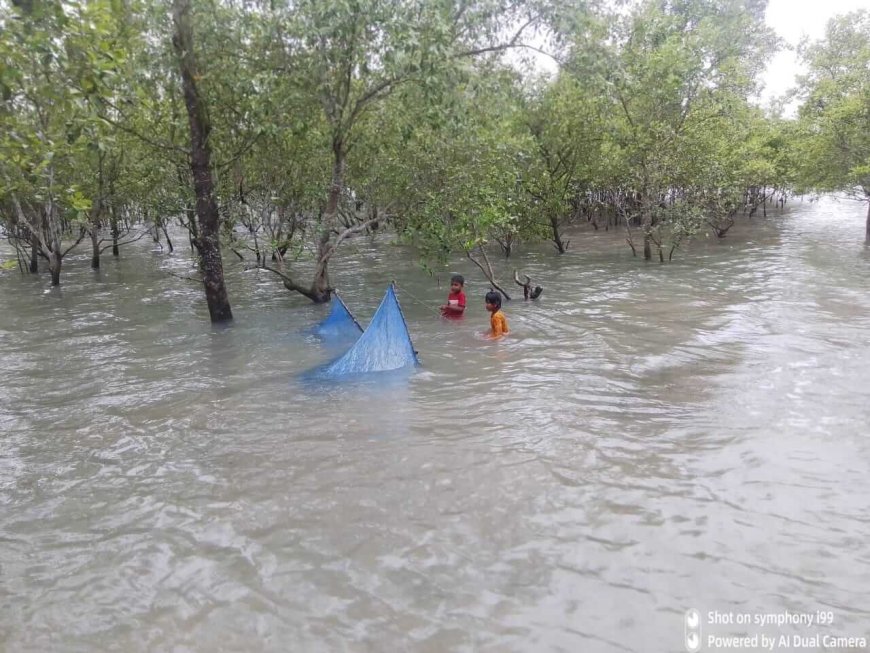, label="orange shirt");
[490,310,509,338]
